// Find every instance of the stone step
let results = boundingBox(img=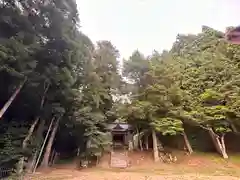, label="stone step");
[111,160,127,168]
[110,151,128,168]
